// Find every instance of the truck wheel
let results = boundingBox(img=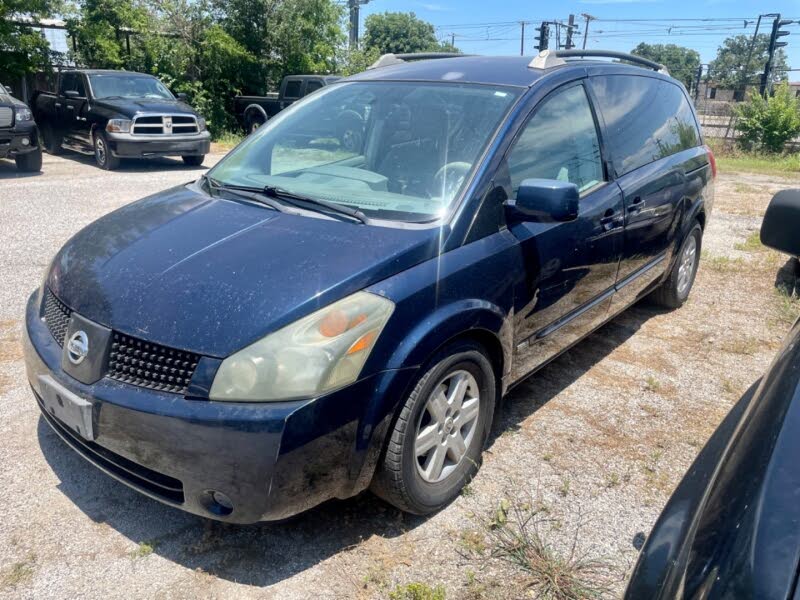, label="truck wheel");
[15,148,43,172]
[650,223,703,309]
[182,155,205,167]
[41,123,63,155]
[93,131,120,170]
[370,340,496,514]
[246,114,265,135]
